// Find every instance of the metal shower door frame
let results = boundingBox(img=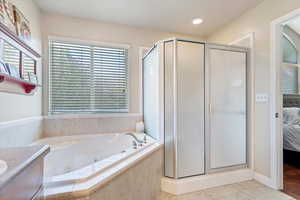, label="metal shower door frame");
[204,43,250,174]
